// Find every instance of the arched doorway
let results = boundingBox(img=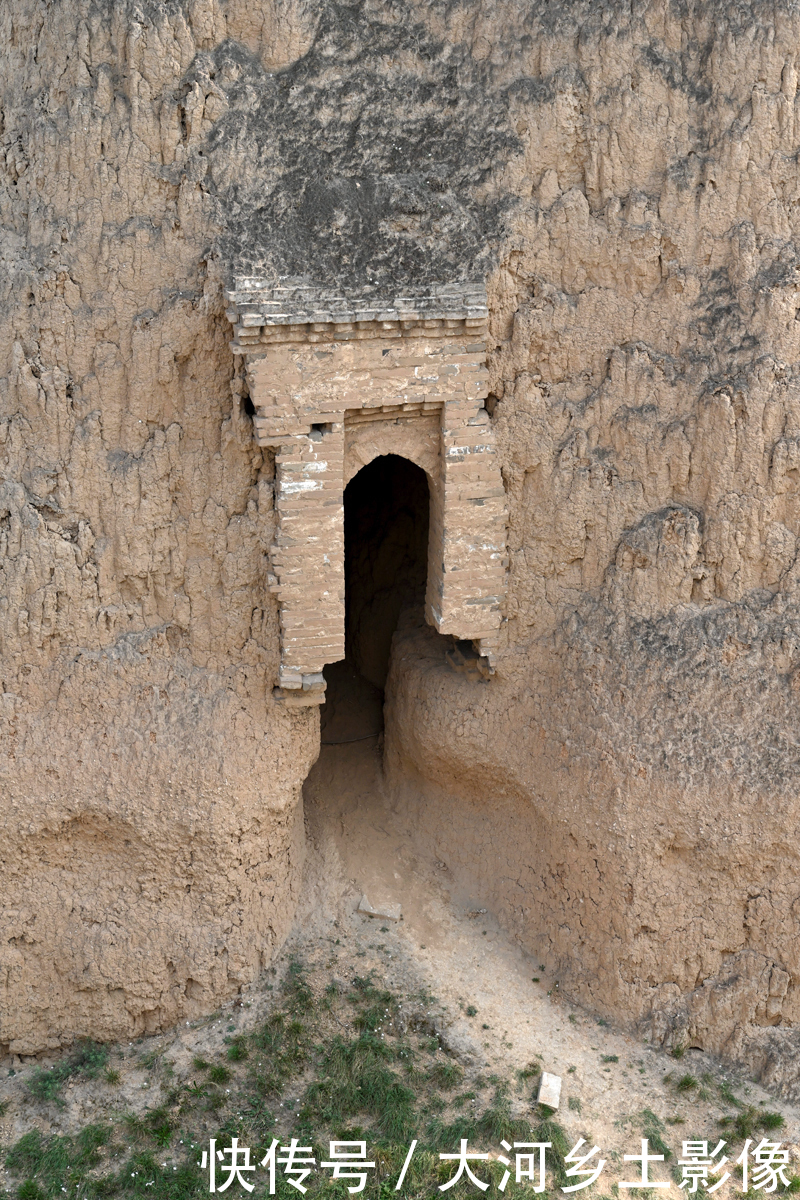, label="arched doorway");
[321,455,429,743]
